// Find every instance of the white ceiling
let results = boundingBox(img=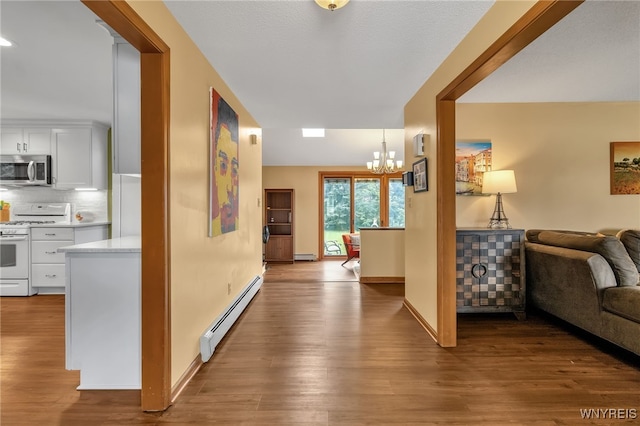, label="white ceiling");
[1,1,638,167]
